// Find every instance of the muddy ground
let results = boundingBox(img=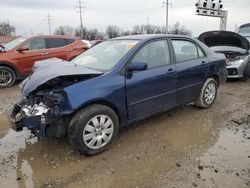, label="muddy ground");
[0,82,250,188]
